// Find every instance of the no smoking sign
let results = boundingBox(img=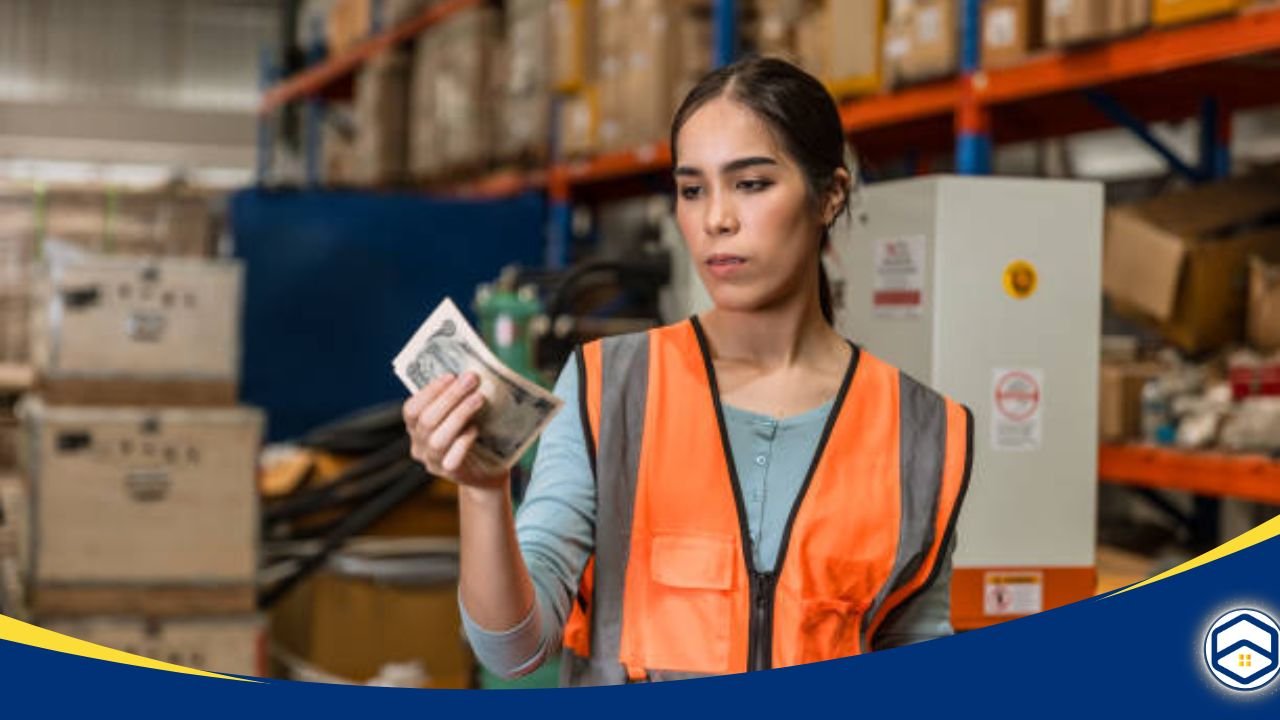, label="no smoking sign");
[992,368,1043,451]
